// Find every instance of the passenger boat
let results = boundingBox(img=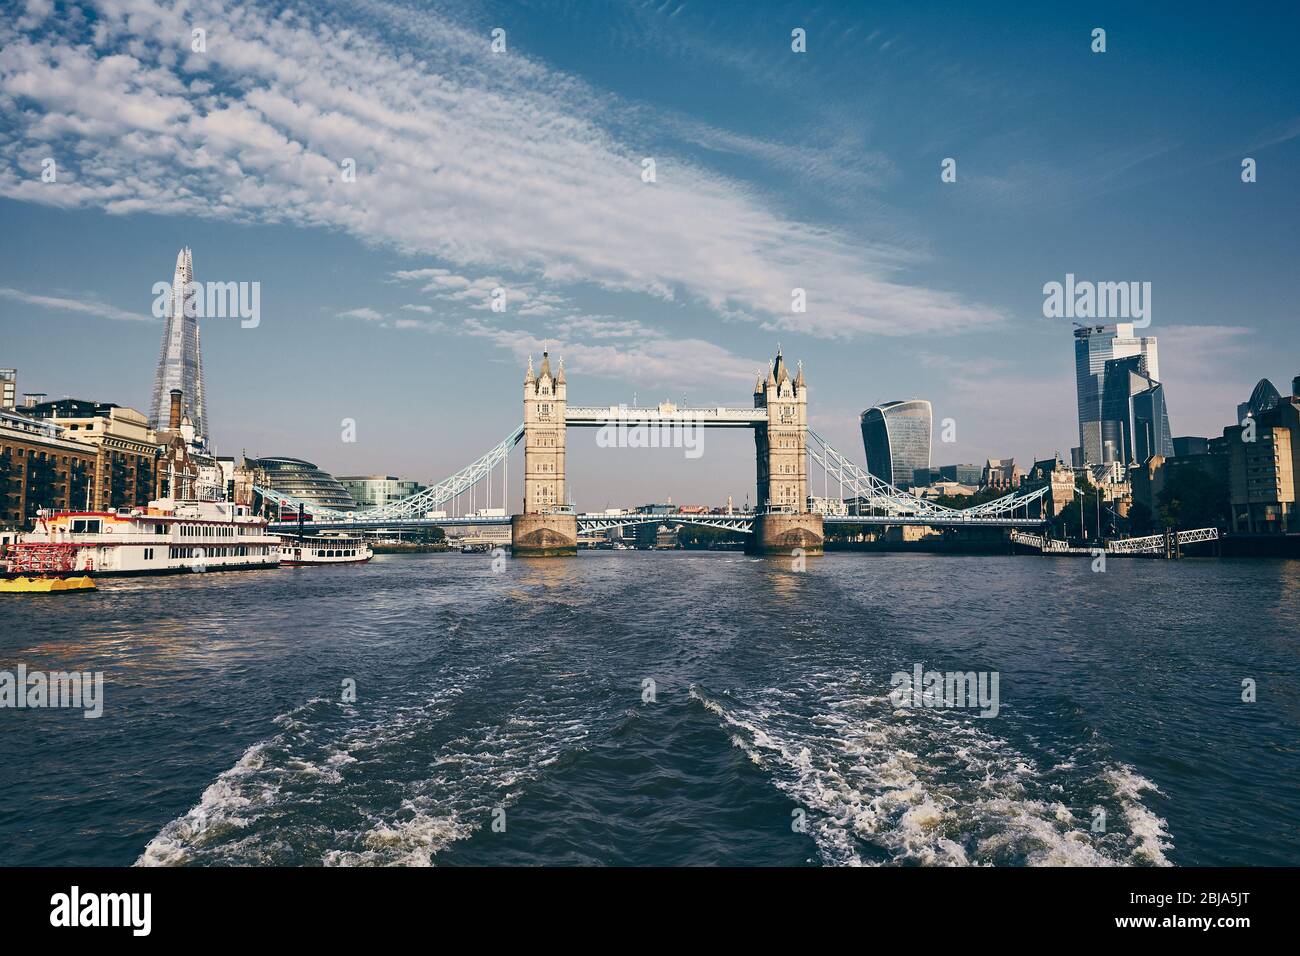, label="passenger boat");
[278,533,373,566]
[5,499,281,577]
[0,576,96,594]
